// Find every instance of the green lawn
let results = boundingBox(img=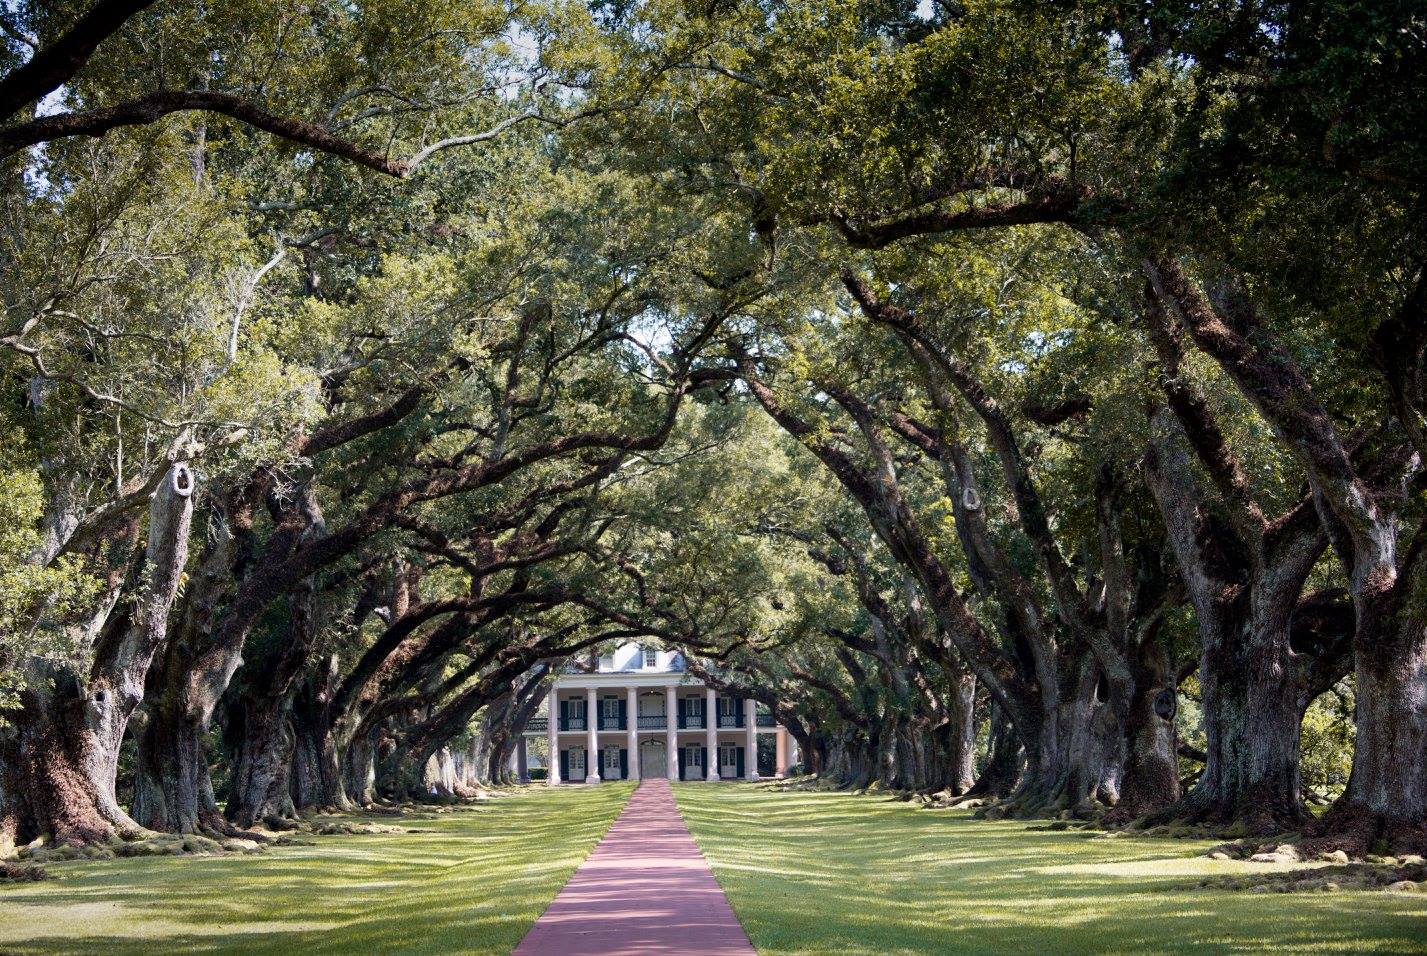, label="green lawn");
[0,783,633,955]
[675,783,1427,955]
